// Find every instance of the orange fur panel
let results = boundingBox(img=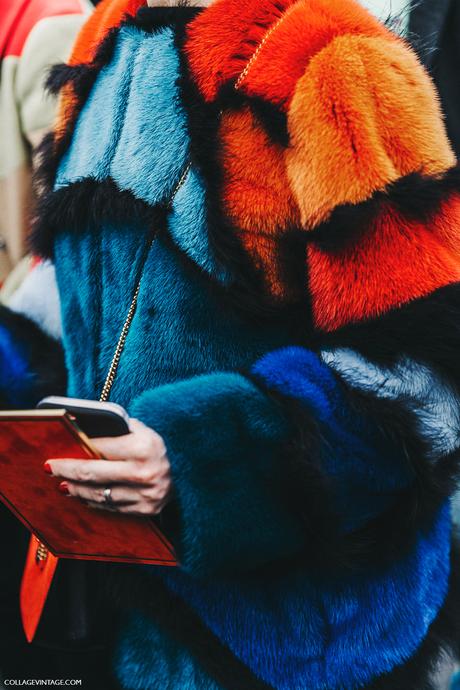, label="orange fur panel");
[55,83,79,142]
[219,108,300,297]
[309,205,460,332]
[69,0,143,65]
[286,34,456,229]
[186,0,392,105]
[434,194,460,258]
[239,0,391,109]
[185,0,297,102]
